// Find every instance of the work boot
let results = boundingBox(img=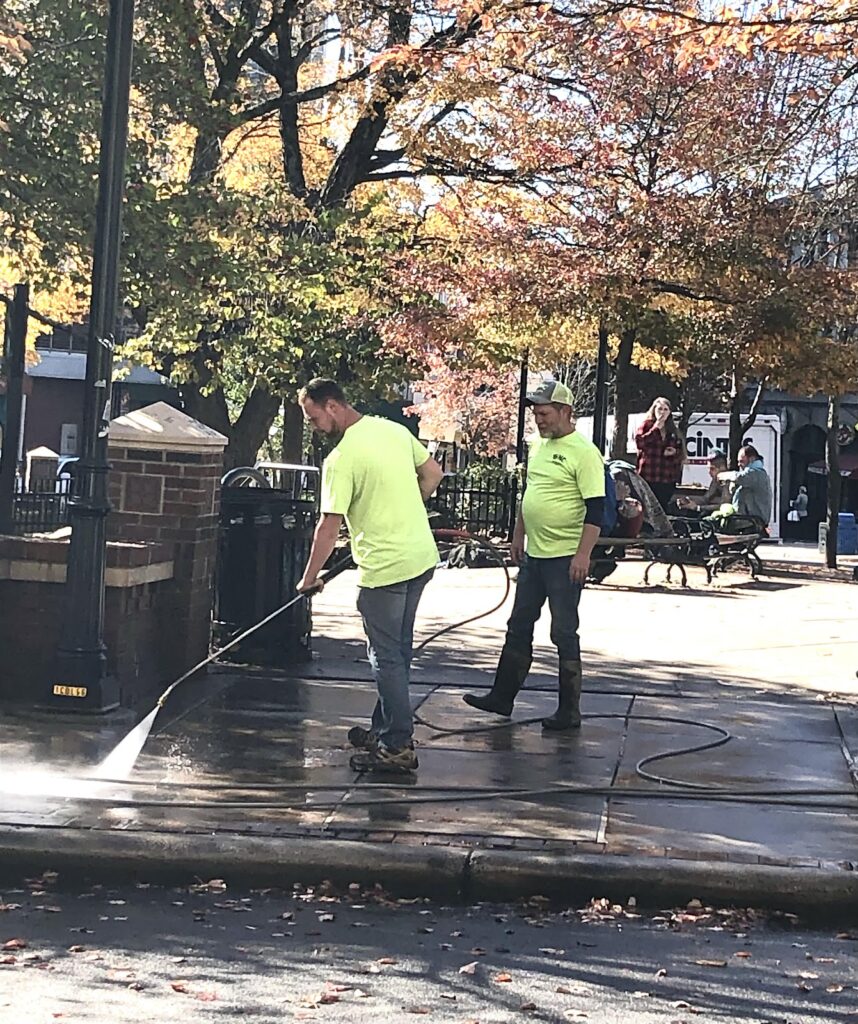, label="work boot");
[347,725,378,751]
[349,743,418,774]
[542,660,583,731]
[463,644,532,717]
